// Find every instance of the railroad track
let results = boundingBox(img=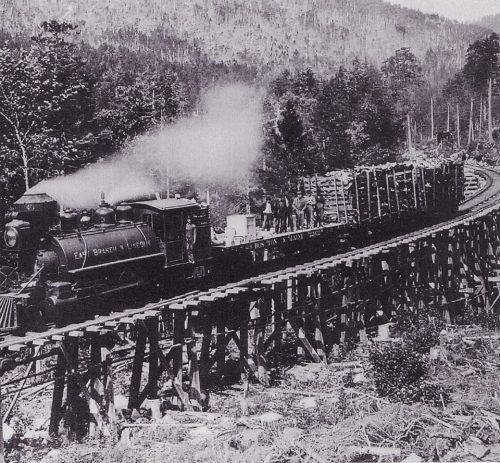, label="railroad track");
[1,164,499,353]
[460,164,498,211]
